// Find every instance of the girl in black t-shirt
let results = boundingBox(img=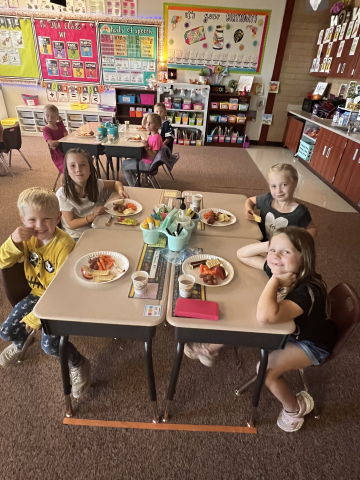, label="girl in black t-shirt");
[244,163,318,241]
[237,226,337,433]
